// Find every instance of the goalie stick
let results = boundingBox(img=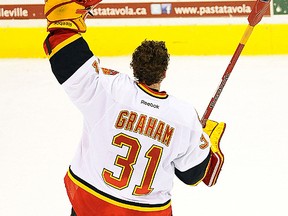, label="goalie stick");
[201,0,271,127]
